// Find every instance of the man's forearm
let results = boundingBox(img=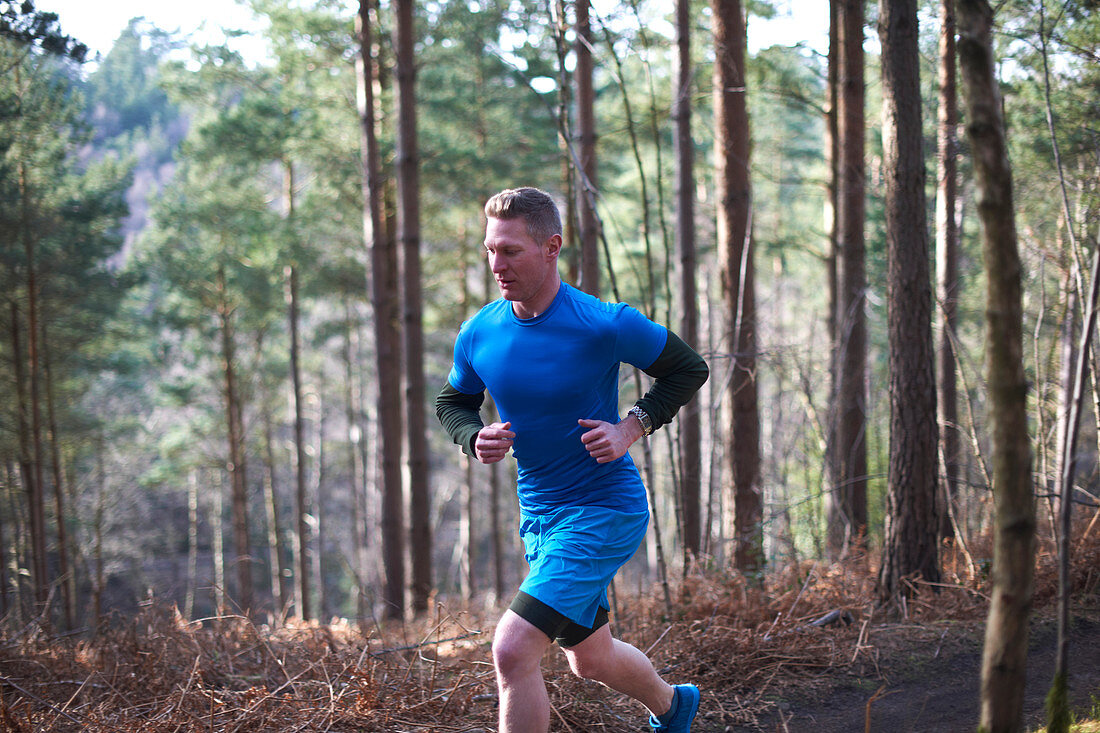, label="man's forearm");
[435,383,485,455]
[636,331,709,432]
